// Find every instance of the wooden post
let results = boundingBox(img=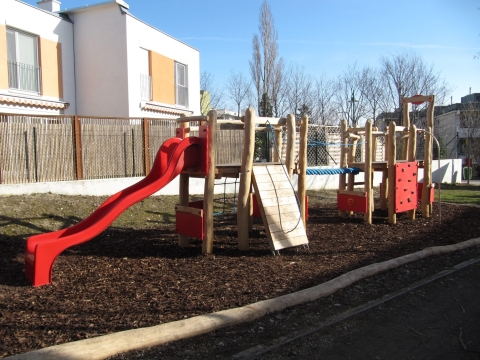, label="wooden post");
[298,115,308,228]
[407,123,417,220]
[427,96,435,215]
[422,125,433,219]
[364,119,372,224]
[203,110,217,254]
[380,128,389,210]
[347,138,357,202]
[237,107,255,251]
[142,118,150,175]
[178,121,190,247]
[388,121,396,224]
[285,114,296,179]
[72,115,83,180]
[273,126,283,162]
[338,120,348,218]
[402,102,410,160]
